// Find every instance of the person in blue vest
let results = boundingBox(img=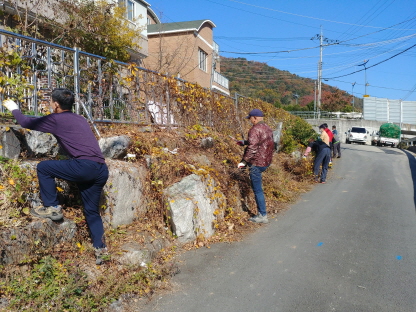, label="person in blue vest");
[3,89,109,264]
[332,125,341,158]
